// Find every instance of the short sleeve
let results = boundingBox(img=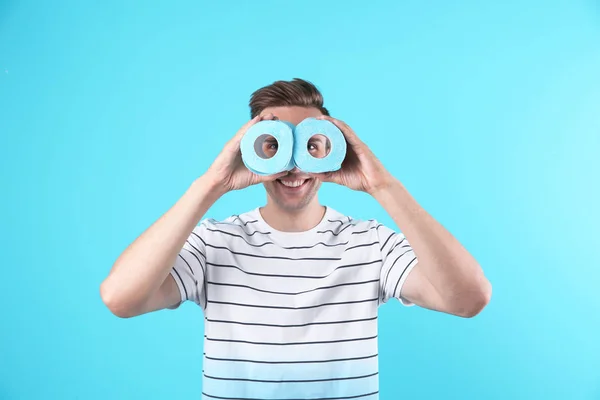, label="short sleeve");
[169,222,208,309]
[377,224,419,306]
